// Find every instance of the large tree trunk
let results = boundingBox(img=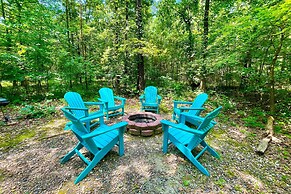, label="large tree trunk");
[136,0,145,92]
[200,0,210,92]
